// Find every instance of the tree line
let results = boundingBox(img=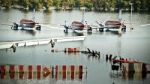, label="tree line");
[0,0,150,12]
